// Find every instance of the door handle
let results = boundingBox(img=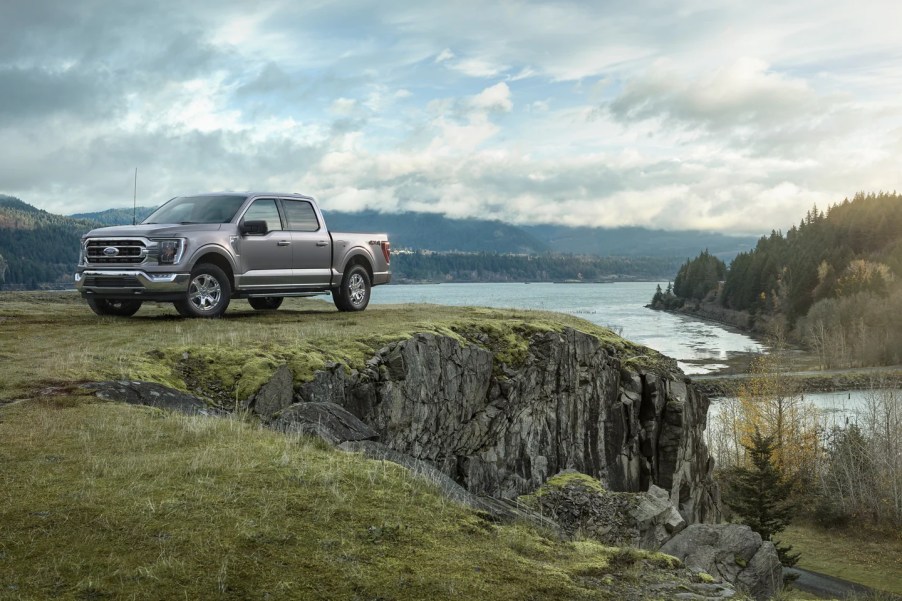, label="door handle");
[316,240,329,247]
[277,240,291,246]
